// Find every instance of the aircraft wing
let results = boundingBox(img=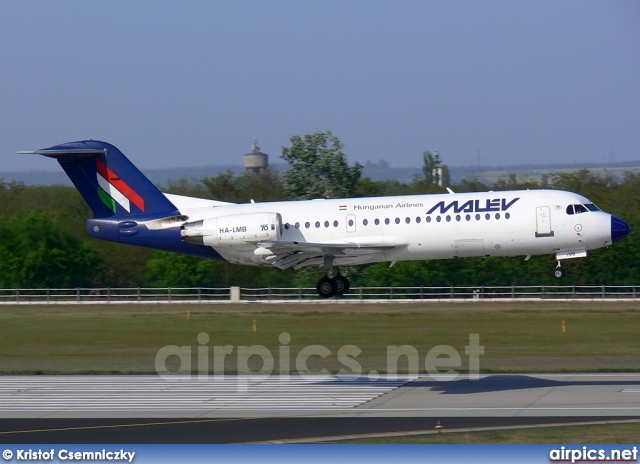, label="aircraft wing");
[256,237,405,270]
